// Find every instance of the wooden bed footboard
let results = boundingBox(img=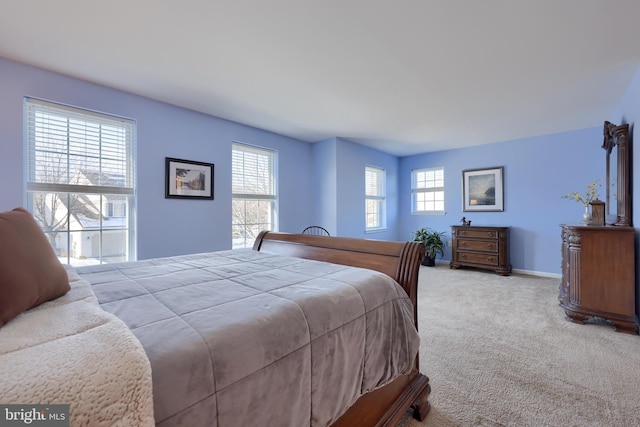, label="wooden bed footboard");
[253,231,431,425]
